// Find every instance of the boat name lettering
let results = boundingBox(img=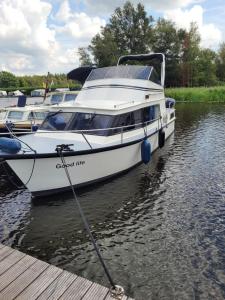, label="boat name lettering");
[56,161,85,169]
